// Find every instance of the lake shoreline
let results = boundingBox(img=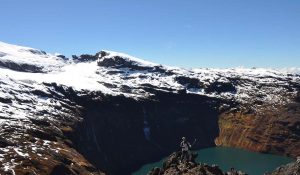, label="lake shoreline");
[133,146,294,175]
